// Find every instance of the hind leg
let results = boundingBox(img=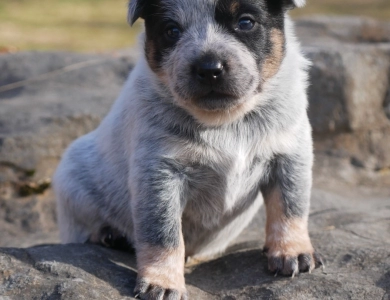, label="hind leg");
[56,195,93,244]
[55,171,134,251]
[58,194,133,251]
[54,169,106,245]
